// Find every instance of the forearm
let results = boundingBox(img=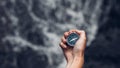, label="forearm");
[66,53,84,68]
[66,61,73,68]
[70,57,84,68]
[66,57,84,68]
